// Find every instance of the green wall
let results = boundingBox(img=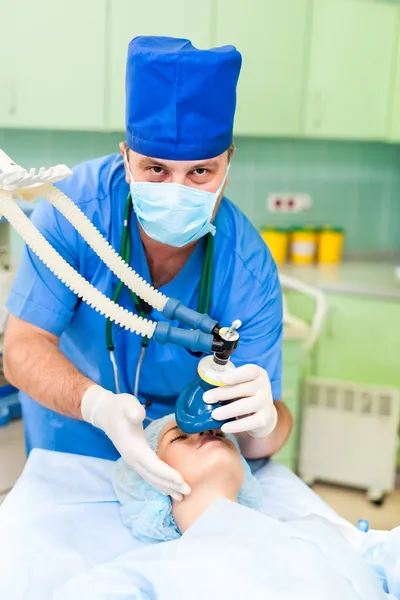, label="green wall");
[2,128,400,253]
